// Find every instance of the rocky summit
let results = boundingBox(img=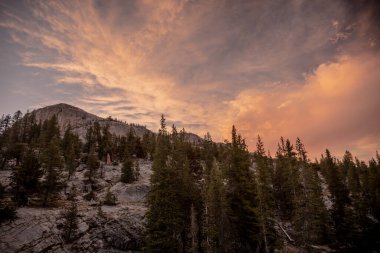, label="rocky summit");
[33,103,150,140]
